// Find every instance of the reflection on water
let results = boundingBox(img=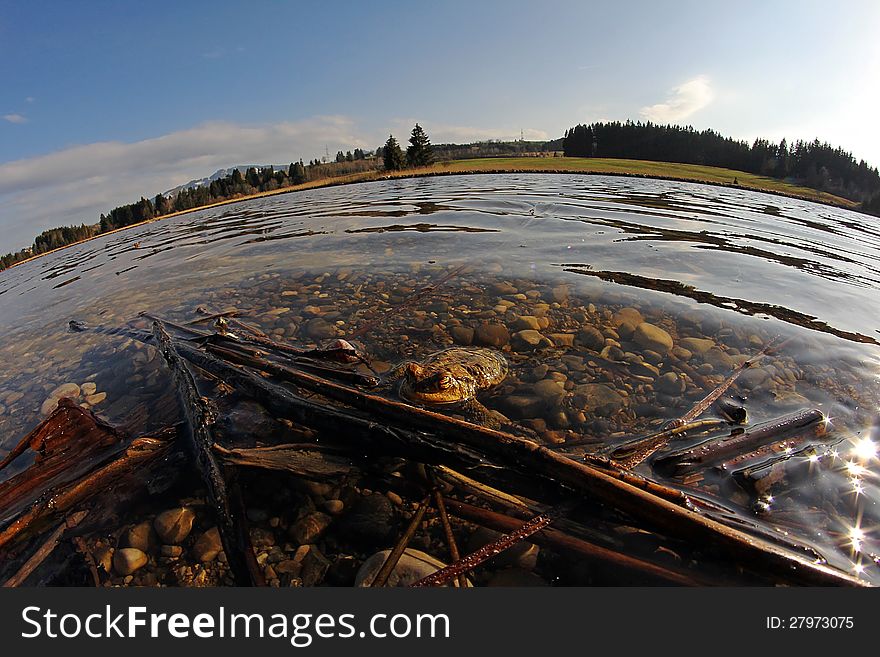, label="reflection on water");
[1,173,879,584]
